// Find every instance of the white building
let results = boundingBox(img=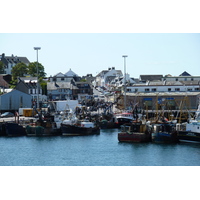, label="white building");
[126,80,200,93]
[95,67,123,88]
[162,71,200,82]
